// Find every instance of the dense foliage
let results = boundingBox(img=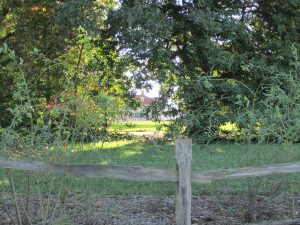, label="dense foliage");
[0,0,134,144]
[1,0,300,143]
[107,0,300,142]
